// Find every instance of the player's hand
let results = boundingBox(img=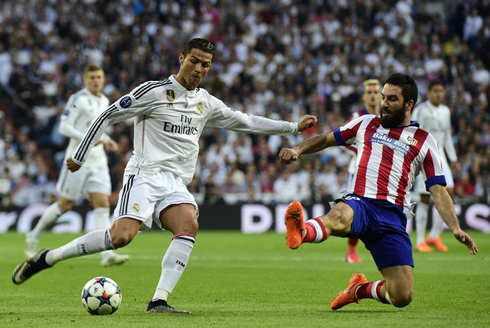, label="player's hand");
[451,161,461,173]
[66,156,81,172]
[279,148,300,164]
[453,228,478,255]
[104,138,119,152]
[298,115,317,132]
